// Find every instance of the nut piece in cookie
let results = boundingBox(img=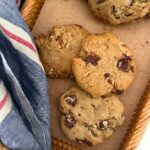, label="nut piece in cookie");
[72,33,136,97]
[35,24,90,78]
[60,87,124,146]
